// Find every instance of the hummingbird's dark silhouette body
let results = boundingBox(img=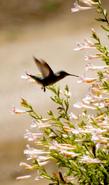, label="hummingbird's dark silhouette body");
[27,57,79,92]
